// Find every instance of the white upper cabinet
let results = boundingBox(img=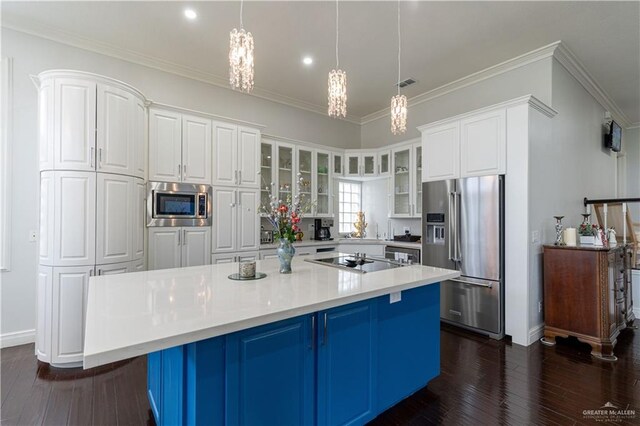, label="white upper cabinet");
[412,143,422,217]
[315,150,332,217]
[459,109,506,177]
[131,99,147,178]
[96,174,132,265]
[182,114,212,184]
[53,171,96,266]
[149,108,182,182]
[96,84,132,175]
[421,107,507,182]
[391,147,412,217]
[344,151,378,178]
[238,127,260,187]
[378,151,390,177]
[212,122,260,188]
[421,122,460,182]
[332,152,343,176]
[296,147,314,202]
[53,78,96,171]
